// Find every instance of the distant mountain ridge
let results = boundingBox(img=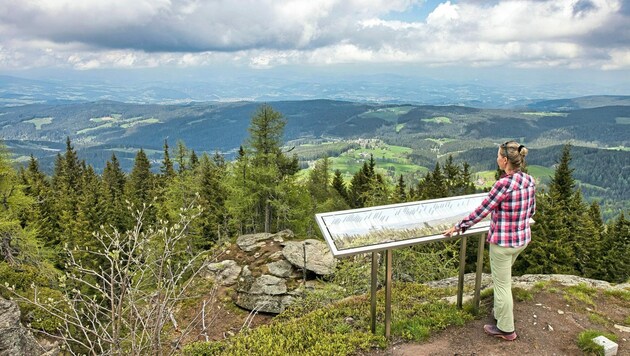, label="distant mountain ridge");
[525,95,630,111]
[0,97,628,172]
